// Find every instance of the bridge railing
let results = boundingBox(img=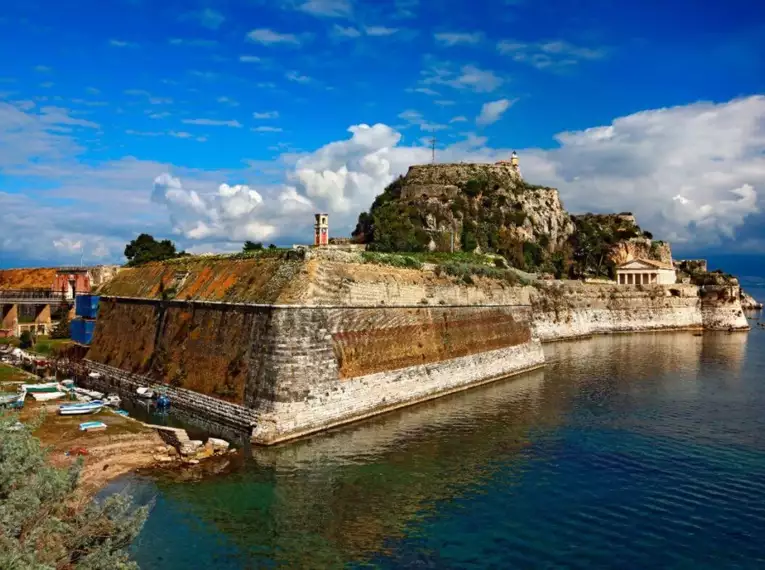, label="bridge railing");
[0,289,69,303]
